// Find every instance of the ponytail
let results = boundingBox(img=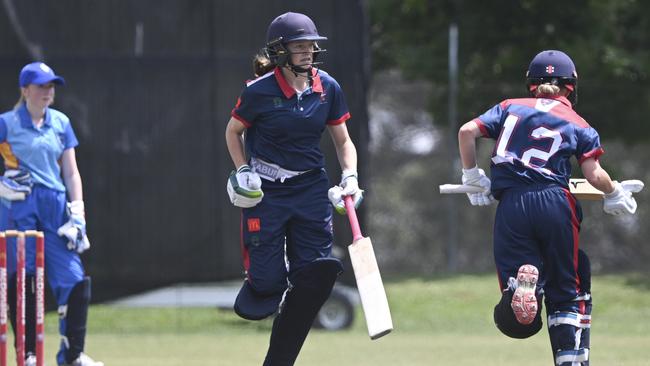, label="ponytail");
[253,53,276,77]
[13,92,24,110]
[535,83,562,96]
